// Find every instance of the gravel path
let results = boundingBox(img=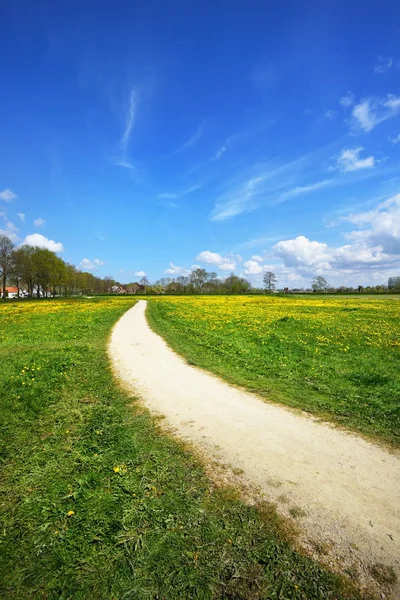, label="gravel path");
[109,300,400,596]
